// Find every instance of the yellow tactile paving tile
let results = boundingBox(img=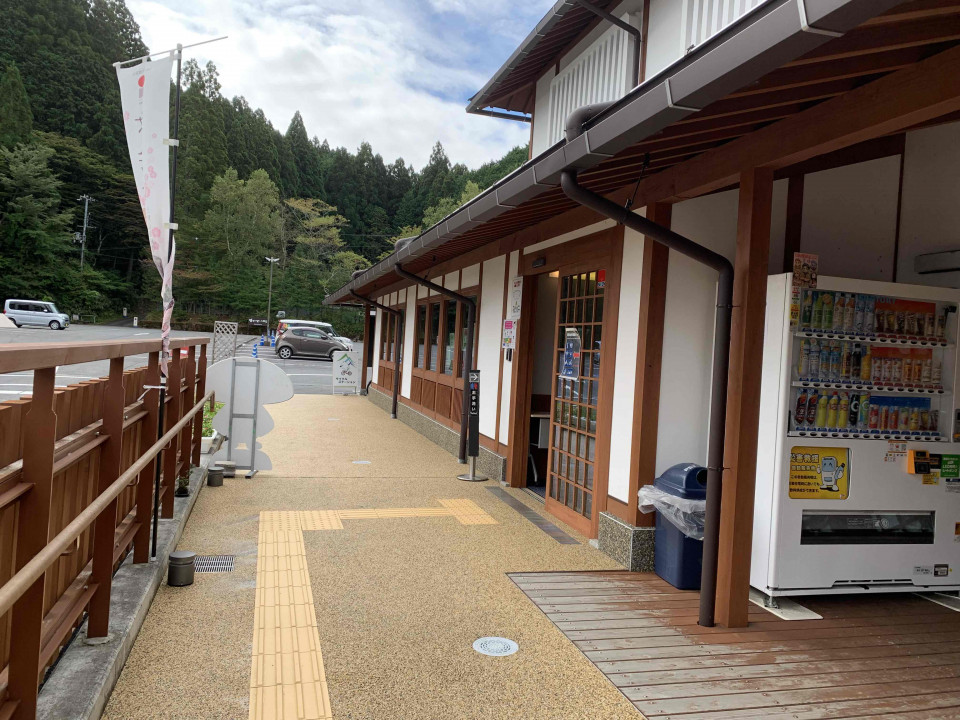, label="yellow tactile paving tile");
[299,501,497,530]
[299,511,343,531]
[438,498,499,525]
[250,500,495,718]
[251,511,333,720]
